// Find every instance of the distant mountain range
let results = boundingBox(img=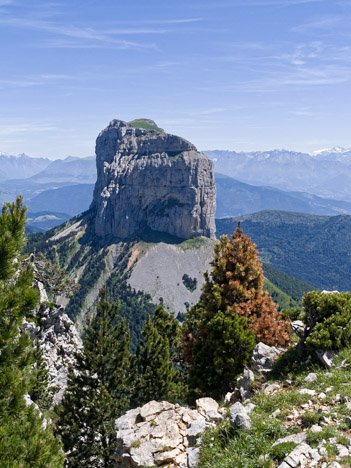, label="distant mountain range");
[215,173,351,217]
[26,156,96,184]
[0,154,96,230]
[206,147,351,201]
[2,147,351,231]
[0,152,51,180]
